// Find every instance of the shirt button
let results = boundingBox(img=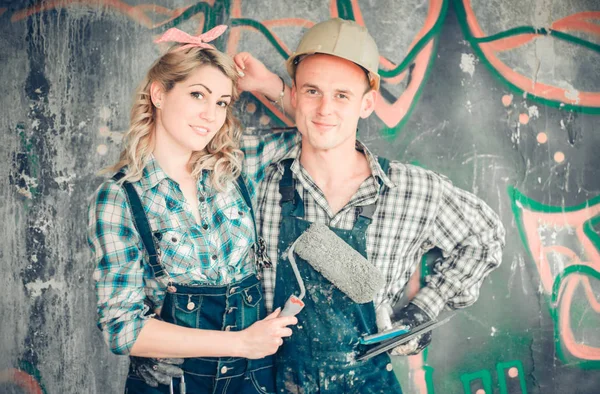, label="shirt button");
[187,302,195,310]
[247,295,253,303]
[211,254,217,260]
[202,224,209,230]
[229,287,238,295]
[171,237,178,243]
[386,363,393,372]
[238,210,244,216]
[221,366,228,374]
[225,325,231,331]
